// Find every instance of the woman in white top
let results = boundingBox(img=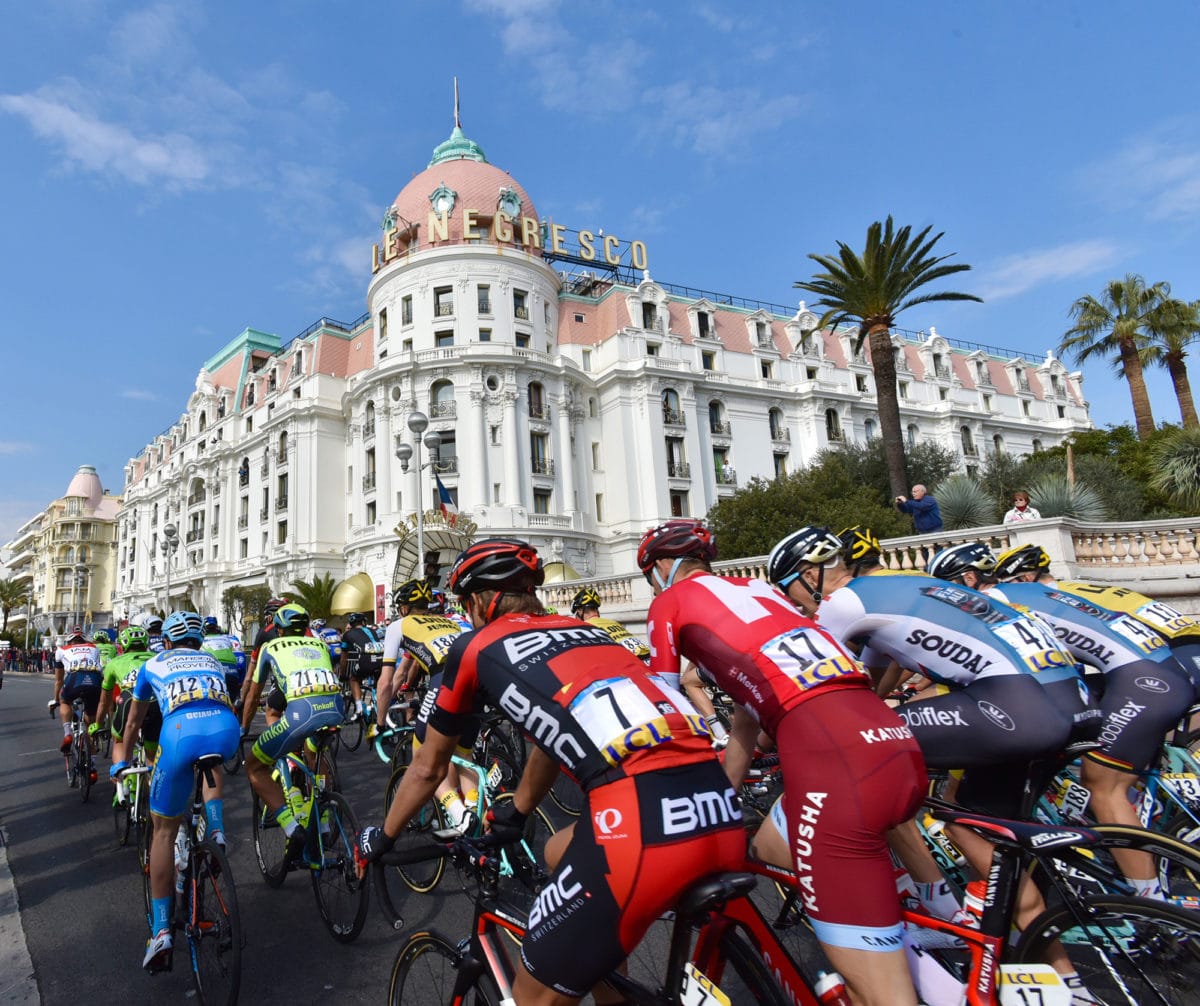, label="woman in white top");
[1003,490,1042,523]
